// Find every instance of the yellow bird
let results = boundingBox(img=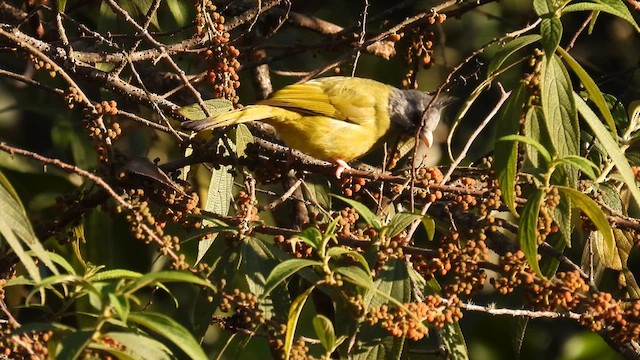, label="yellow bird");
[181,76,453,177]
